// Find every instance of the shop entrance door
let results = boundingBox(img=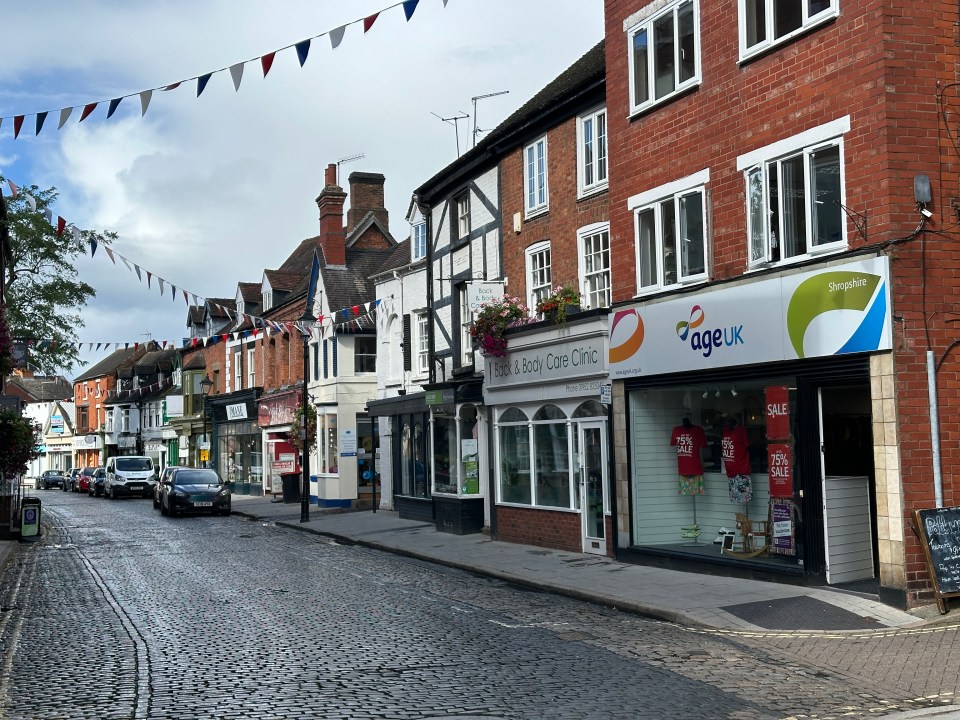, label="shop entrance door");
[817,386,876,585]
[578,422,607,555]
